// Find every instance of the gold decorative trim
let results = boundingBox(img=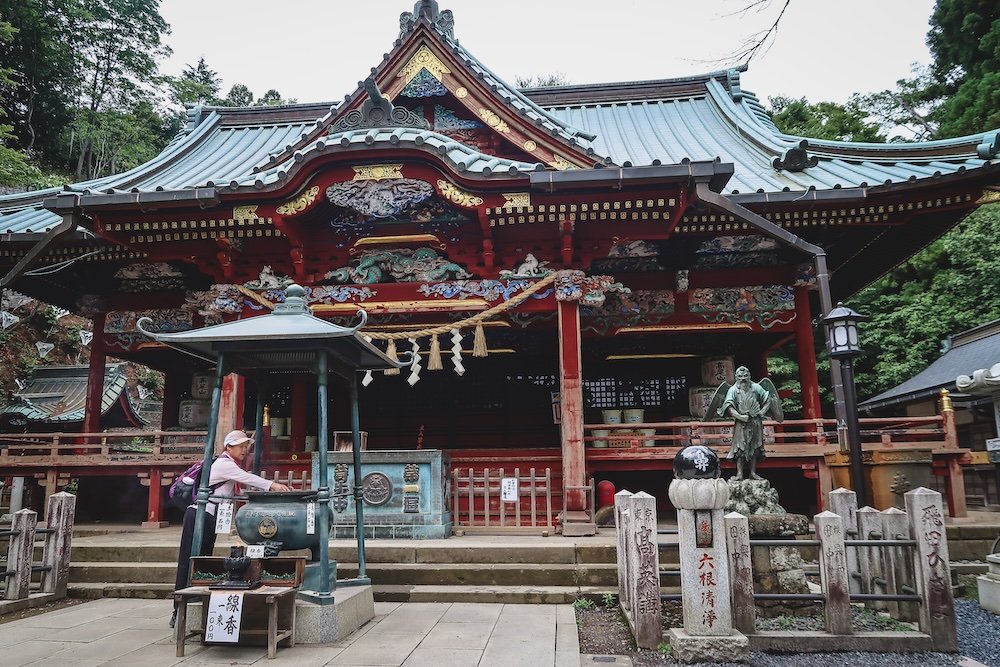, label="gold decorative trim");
[397,45,452,84]
[478,108,510,133]
[977,187,1000,204]
[275,186,320,216]
[615,323,754,334]
[549,154,575,170]
[232,205,258,219]
[351,234,442,249]
[502,192,531,208]
[314,299,488,314]
[437,180,483,208]
[455,87,468,99]
[352,164,404,181]
[523,140,537,152]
